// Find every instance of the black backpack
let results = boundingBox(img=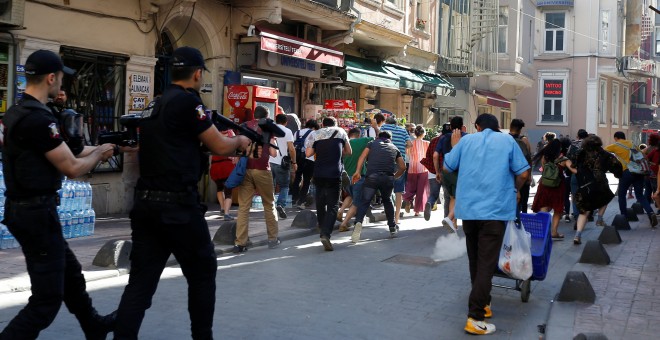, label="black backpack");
[294,129,312,163]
